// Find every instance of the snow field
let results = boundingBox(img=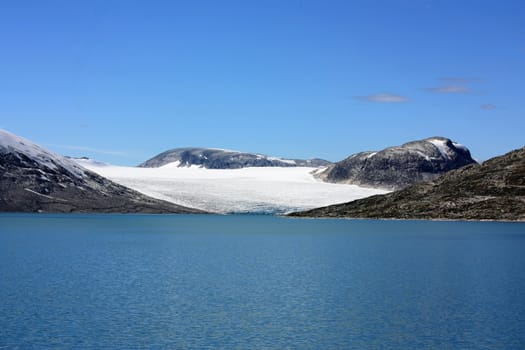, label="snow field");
[76,160,389,214]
